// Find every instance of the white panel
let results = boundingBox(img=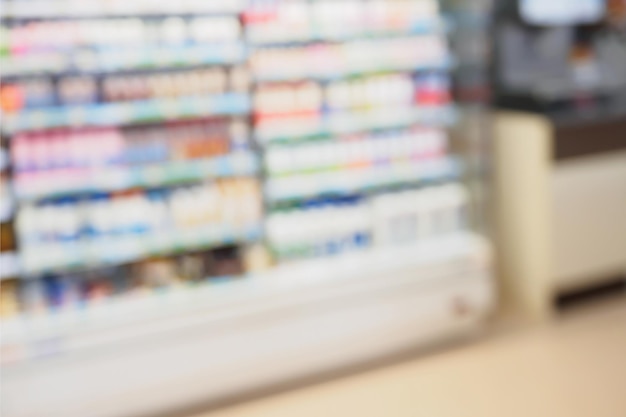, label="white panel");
[552,150,626,290]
